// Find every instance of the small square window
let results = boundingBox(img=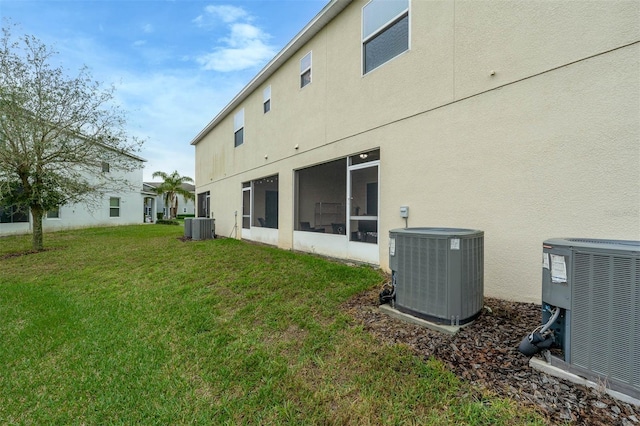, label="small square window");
[300,52,312,88]
[263,99,271,114]
[101,162,110,173]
